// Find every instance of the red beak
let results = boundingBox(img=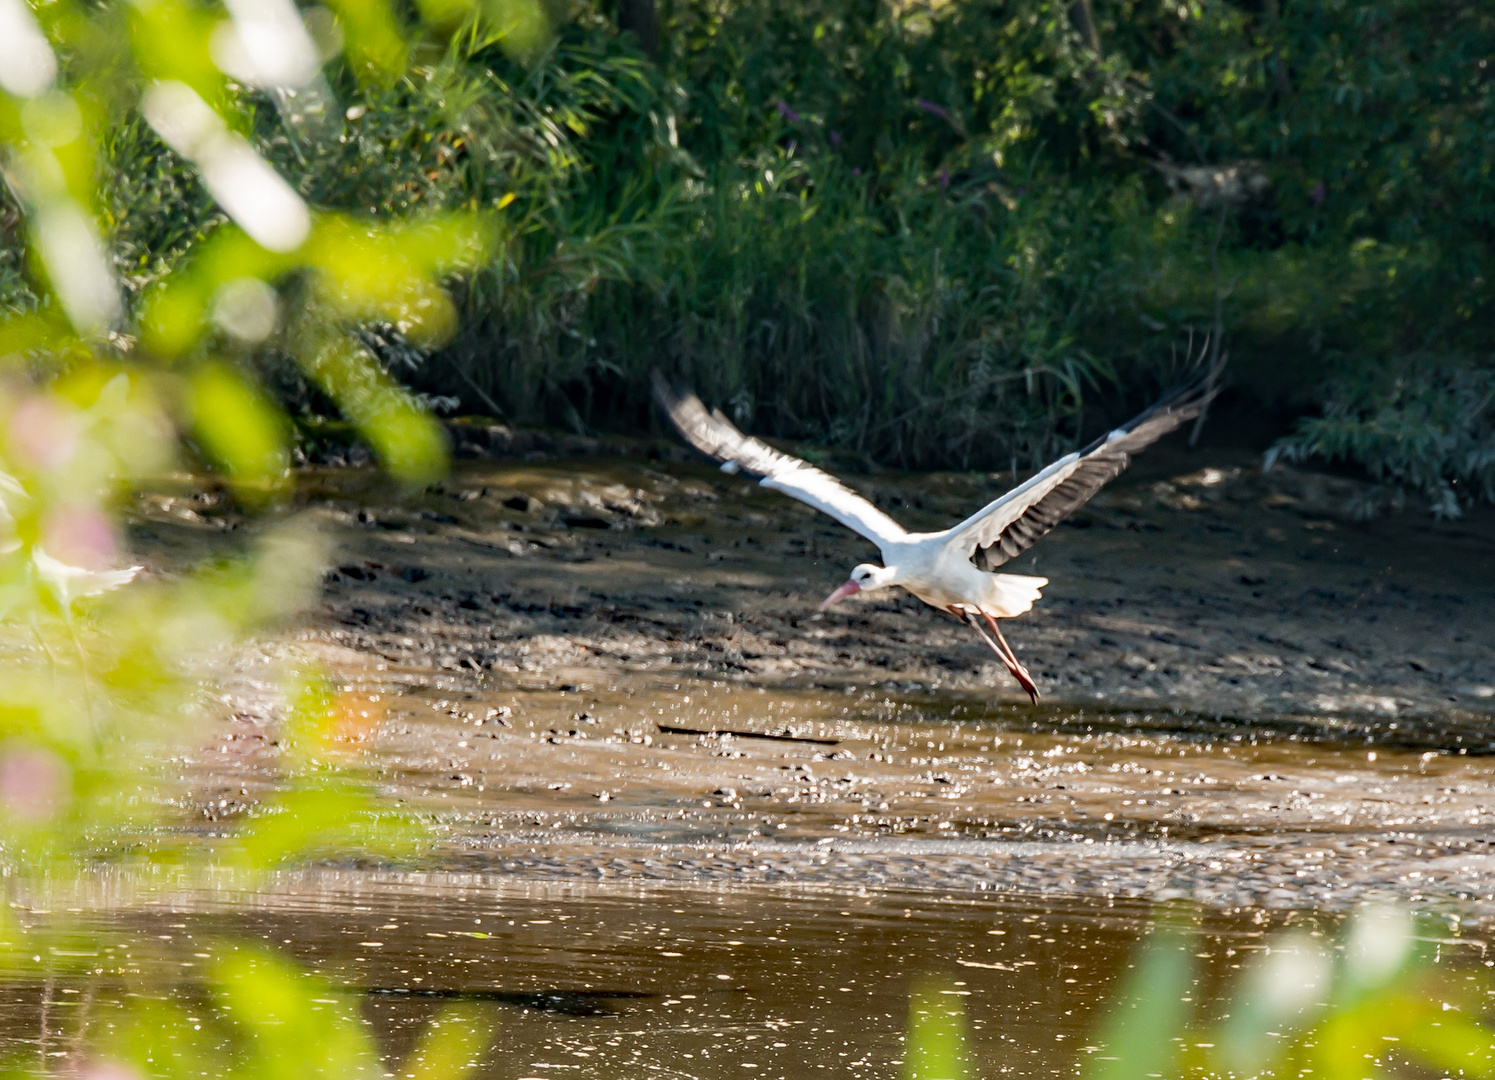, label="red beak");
[819,580,861,610]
